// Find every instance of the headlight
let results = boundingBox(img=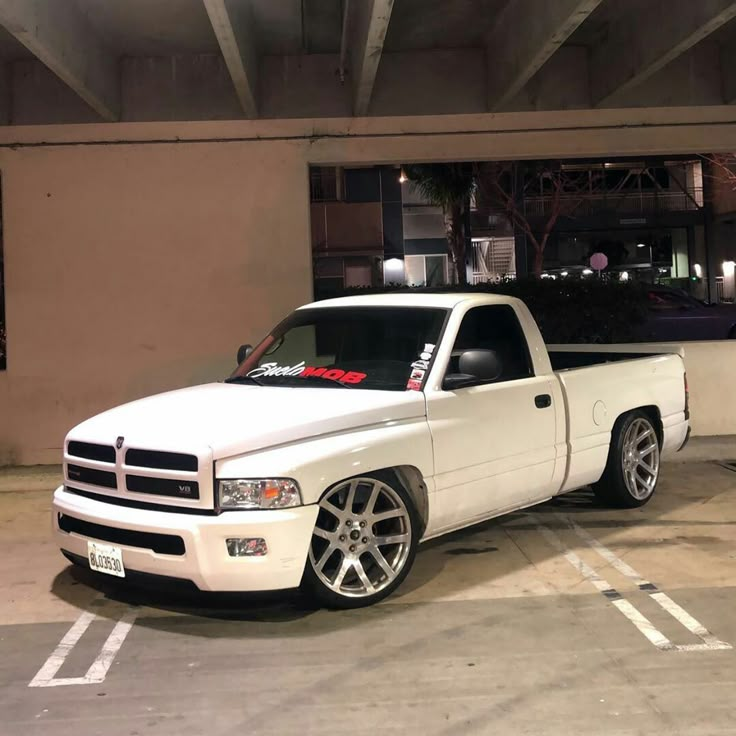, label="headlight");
[217,478,302,510]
